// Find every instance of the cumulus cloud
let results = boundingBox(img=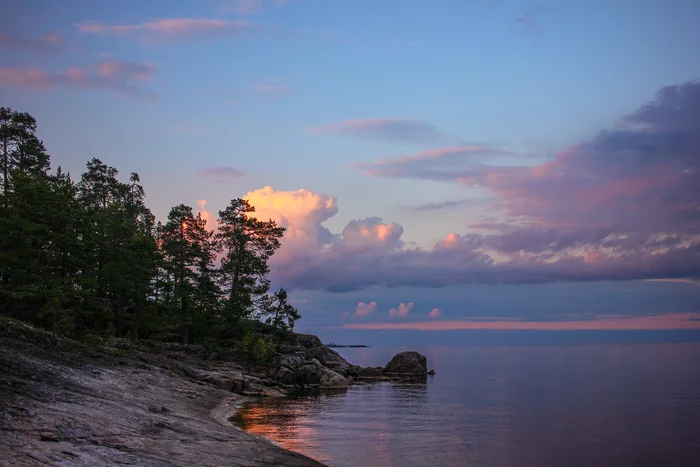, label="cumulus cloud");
[244,82,700,292]
[310,118,444,144]
[197,166,243,184]
[196,200,214,230]
[75,18,249,43]
[244,186,338,259]
[0,60,156,98]
[454,82,700,253]
[388,302,414,317]
[428,308,441,318]
[341,217,404,251]
[354,301,377,316]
